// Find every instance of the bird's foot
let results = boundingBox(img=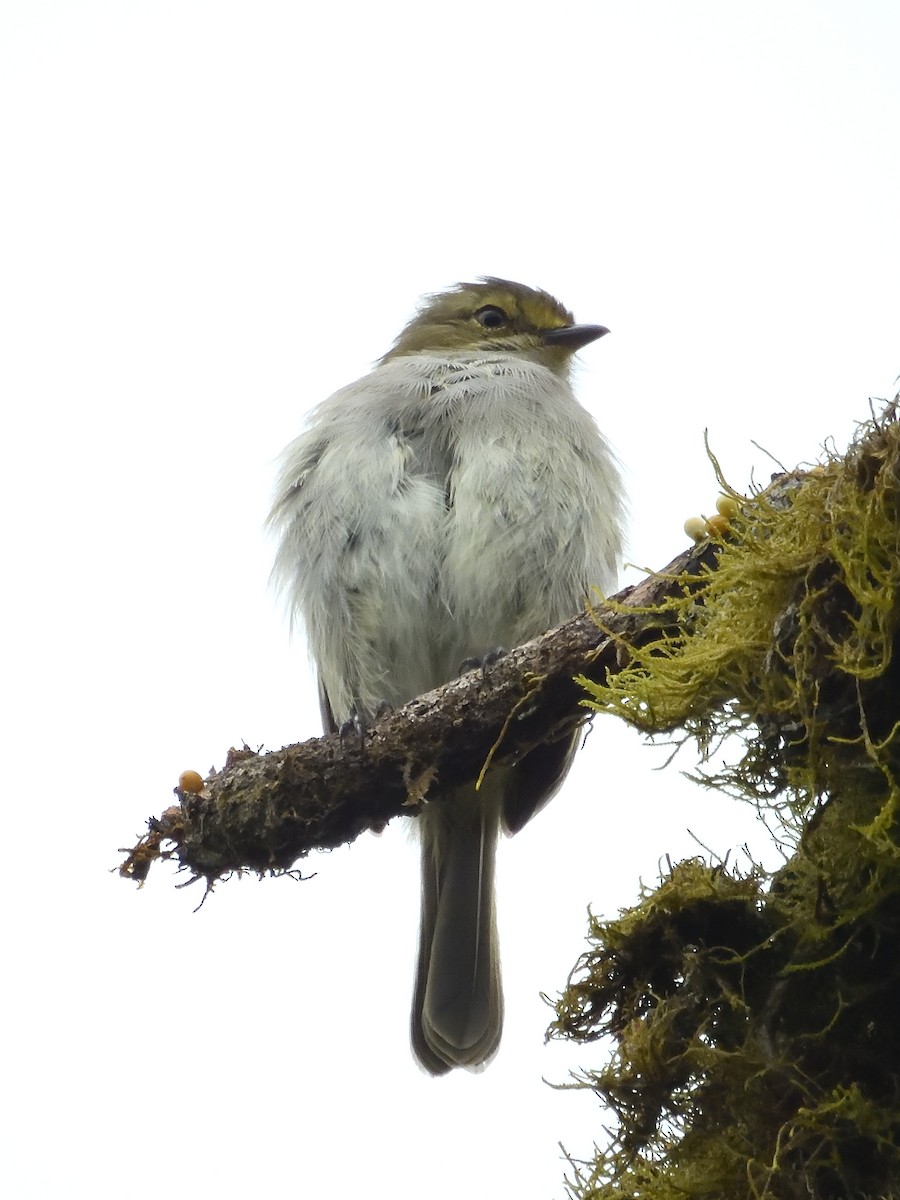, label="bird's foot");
[458,647,507,678]
[338,699,394,749]
[338,709,367,750]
